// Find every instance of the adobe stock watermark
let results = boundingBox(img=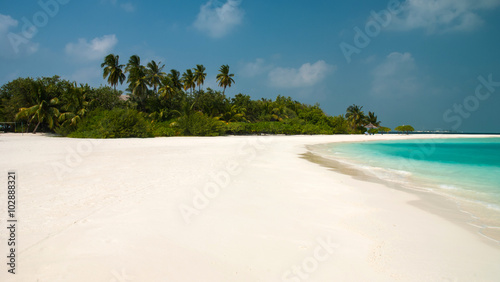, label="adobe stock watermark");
[179,136,273,224]
[395,138,444,173]
[7,0,70,54]
[443,74,500,130]
[281,235,338,282]
[340,0,403,63]
[52,138,103,181]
